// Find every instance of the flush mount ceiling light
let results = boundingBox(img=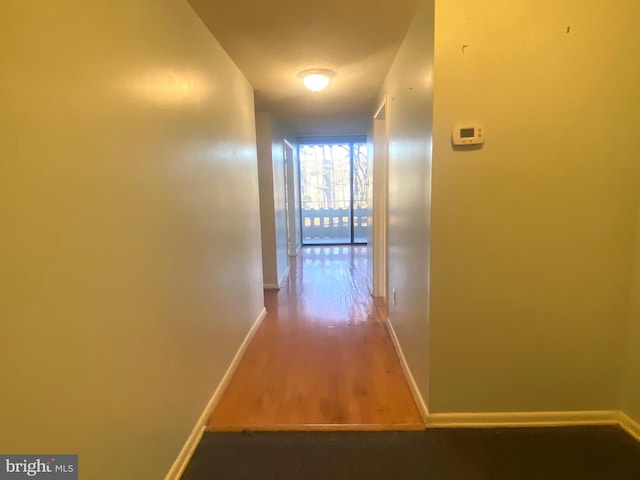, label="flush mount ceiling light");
[300,69,335,92]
